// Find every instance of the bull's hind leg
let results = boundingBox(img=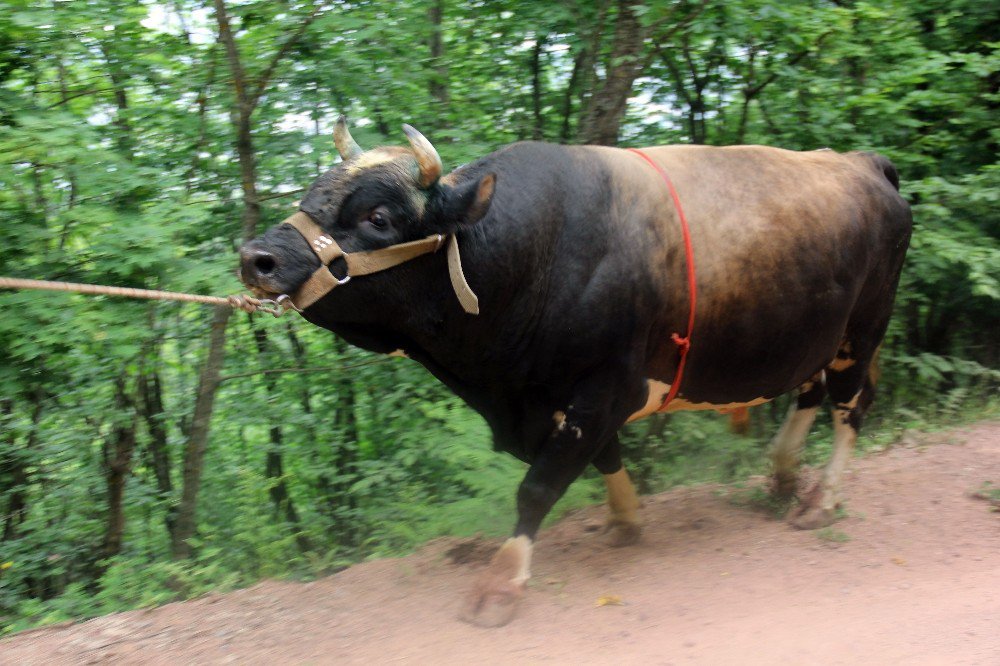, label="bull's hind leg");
[593,435,641,547]
[790,343,876,529]
[769,375,825,498]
